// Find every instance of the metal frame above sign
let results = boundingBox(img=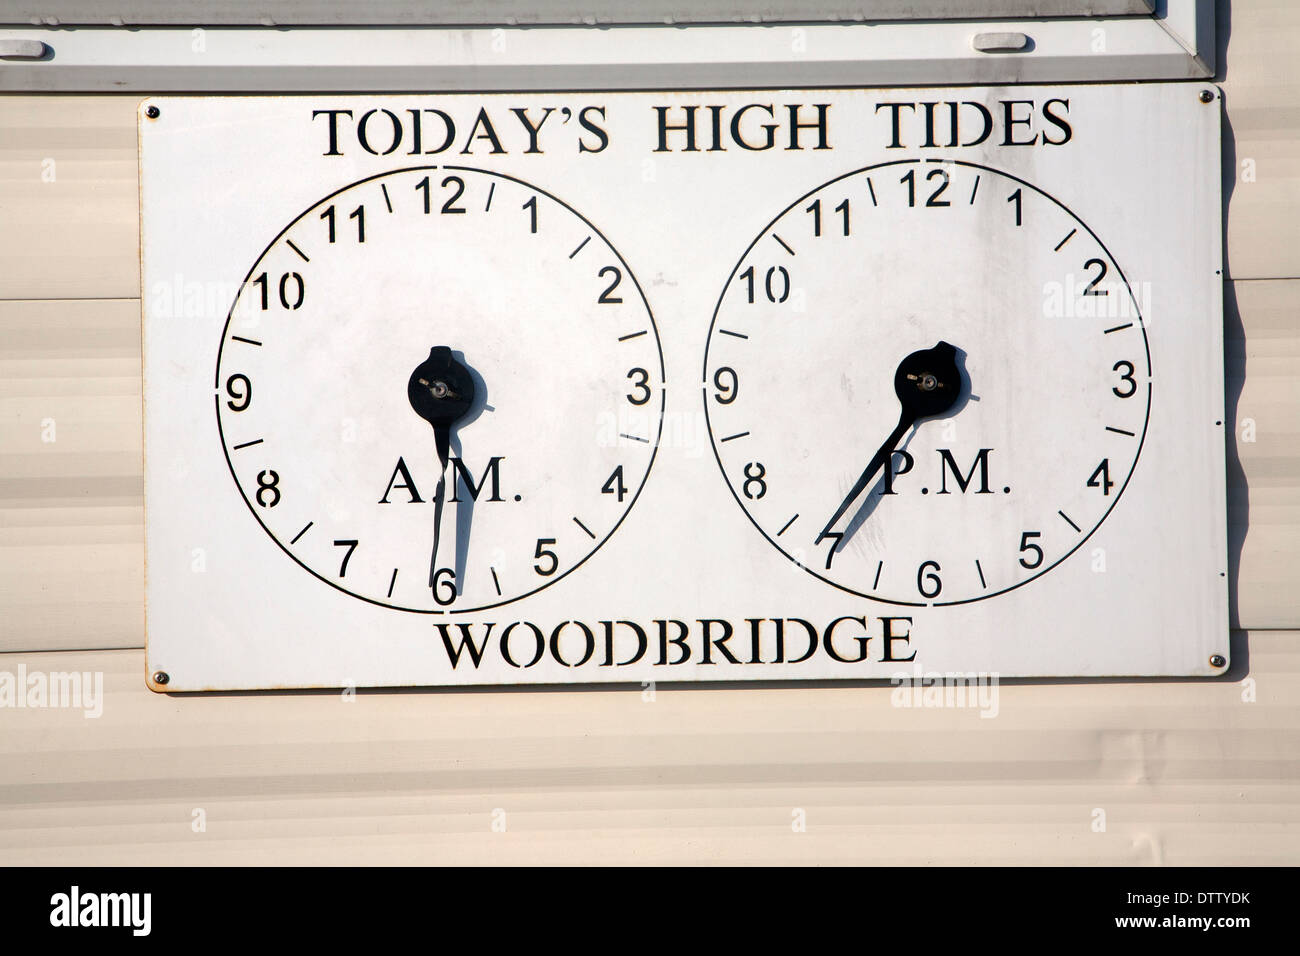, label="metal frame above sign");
[0,0,1214,91]
[1,1,1160,25]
